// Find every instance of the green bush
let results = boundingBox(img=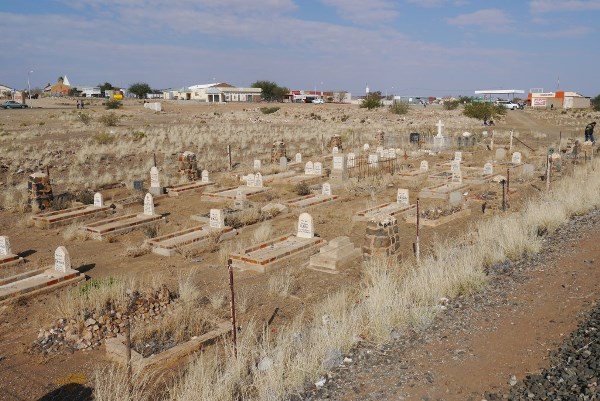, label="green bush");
[94,132,114,145]
[295,181,311,196]
[260,107,280,114]
[443,100,460,110]
[99,112,119,127]
[592,94,600,111]
[463,103,506,119]
[105,99,122,110]
[389,102,409,115]
[360,96,382,110]
[132,130,146,140]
